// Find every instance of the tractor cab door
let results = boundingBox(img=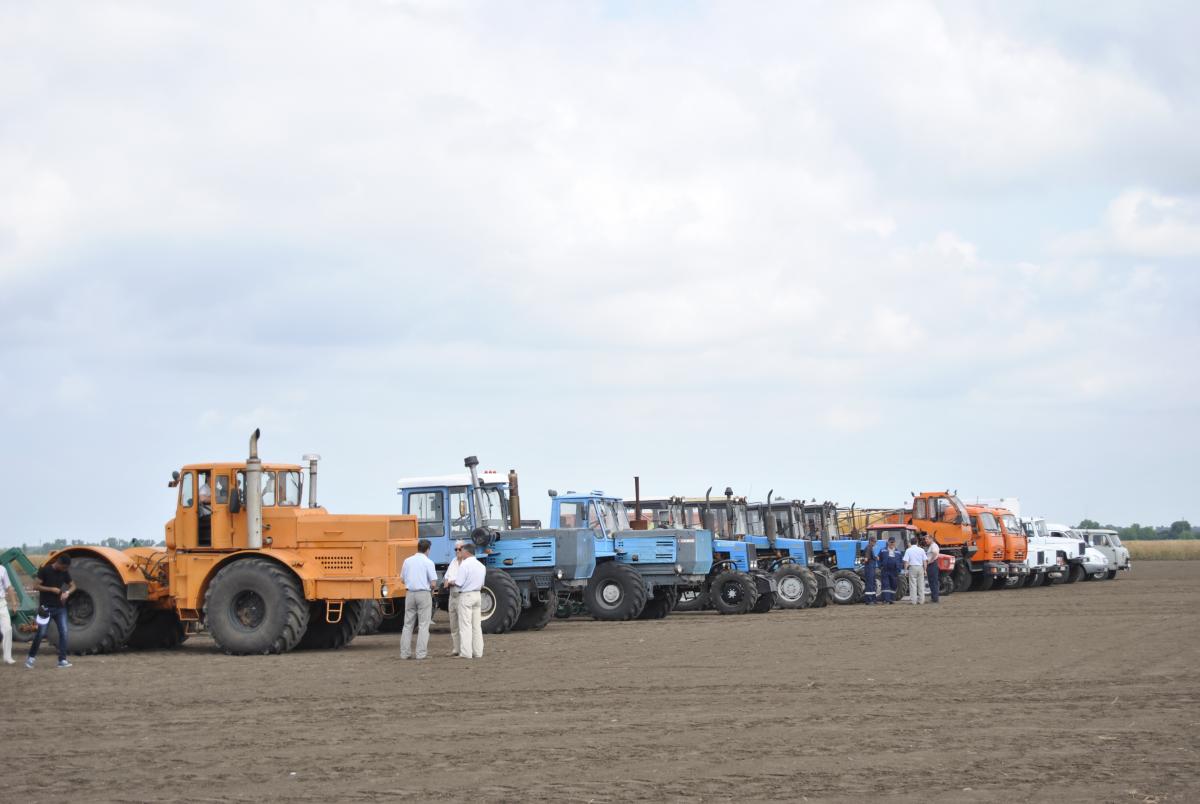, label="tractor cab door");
[208,471,234,549]
[405,488,454,566]
[176,470,198,547]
